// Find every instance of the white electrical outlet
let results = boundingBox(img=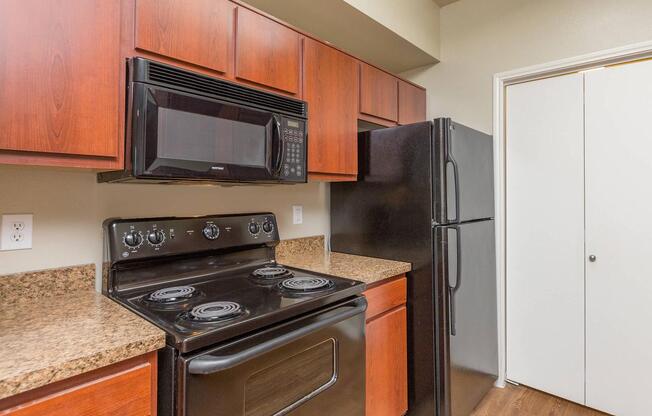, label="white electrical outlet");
[292,205,303,225]
[1,214,33,251]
